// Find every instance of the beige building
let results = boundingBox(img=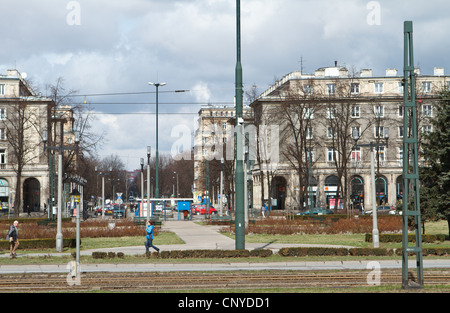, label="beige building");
[193,104,252,205]
[0,70,77,215]
[249,65,449,213]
